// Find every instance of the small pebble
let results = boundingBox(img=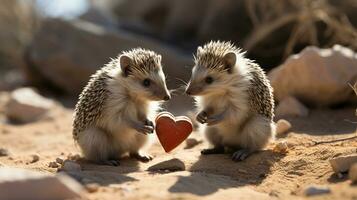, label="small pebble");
[62,160,81,172]
[273,141,289,154]
[85,183,99,193]
[275,119,292,136]
[67,153,81,161]
[56,157,64,164]
[49,161,59,168]
[30,154,40,163]
[0,148,9,157]
[304,185,331,196]
[148,158,185,172]
[349,163,357,183]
